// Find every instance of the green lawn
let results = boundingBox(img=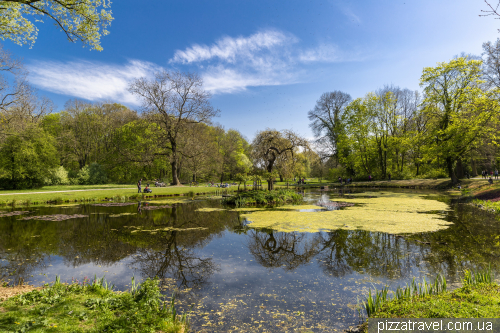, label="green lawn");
[0,185,226,205]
